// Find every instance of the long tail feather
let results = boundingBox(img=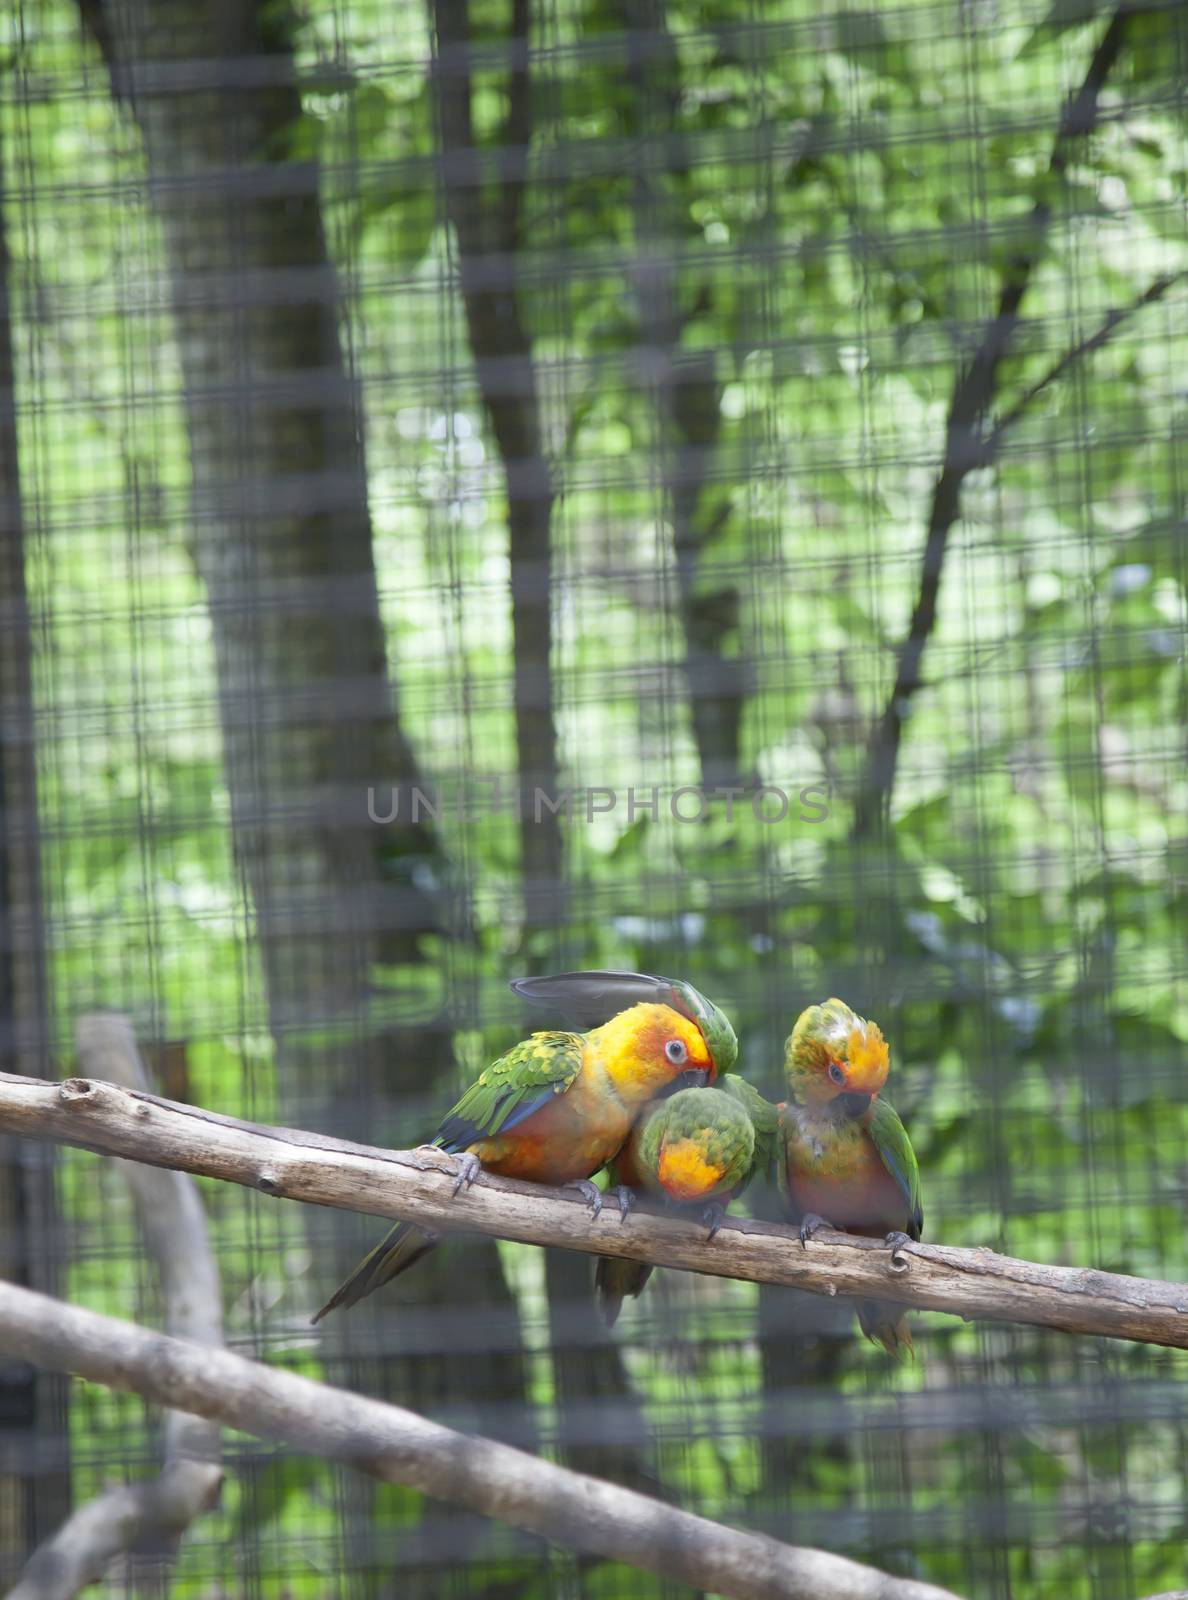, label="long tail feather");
[856,1297,915,1359]
[594,1257,654,1328]
[311,1222,440,1323]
